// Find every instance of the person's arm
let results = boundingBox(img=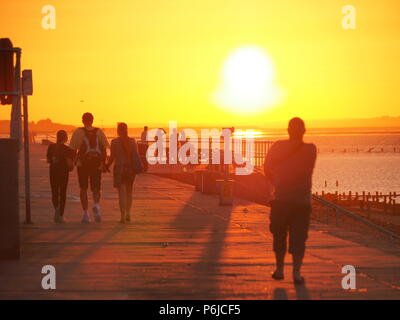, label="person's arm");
[69,130,82,166]
[132,138,144,173]
[98,129,110,149]
[105,140,115,171]
[97,129,110,169]
[69,129,83,151]
[264,143,276,182]
[46,144,53,164]
[132,138,139,155]
[66,147,75,171]
[305,144,317,174]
